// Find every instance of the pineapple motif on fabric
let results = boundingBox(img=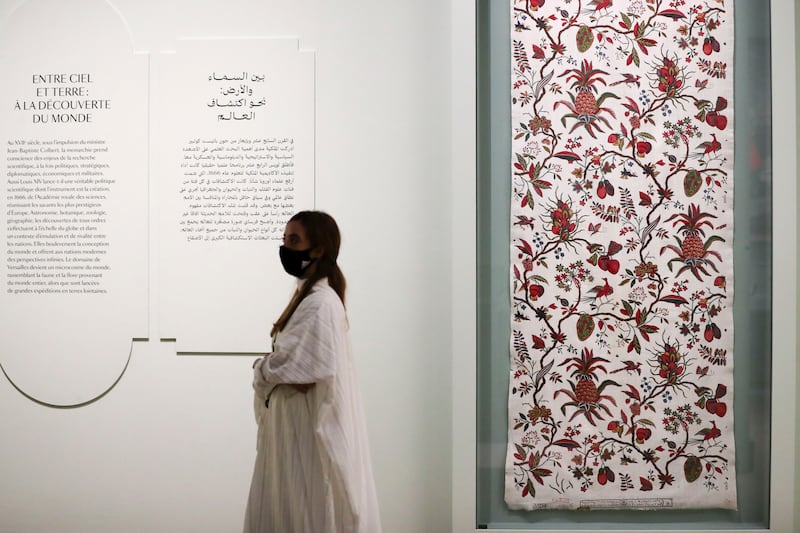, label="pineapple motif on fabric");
[505,0,735,510]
